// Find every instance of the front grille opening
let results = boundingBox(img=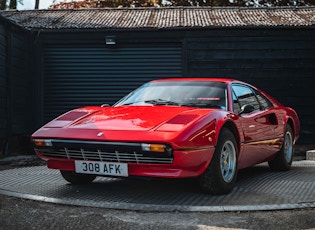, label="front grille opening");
[36,140,173,164]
